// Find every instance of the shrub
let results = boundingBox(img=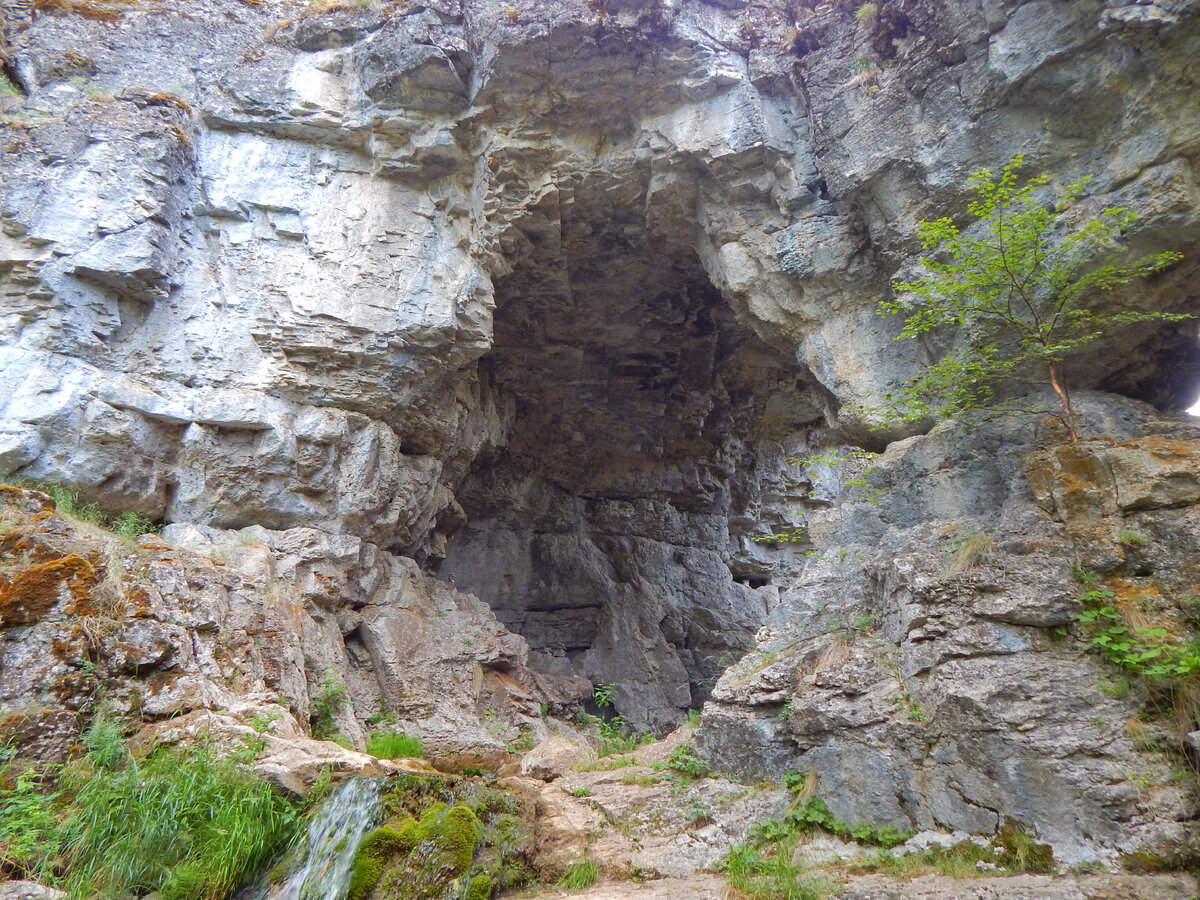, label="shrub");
[311,671,347,740]
[880,155,1186,442]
